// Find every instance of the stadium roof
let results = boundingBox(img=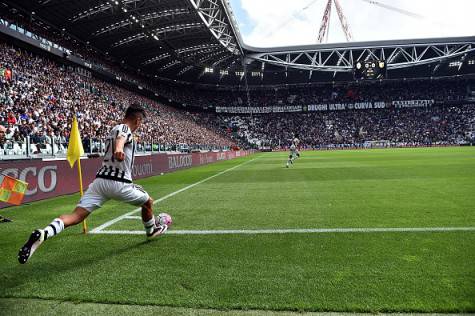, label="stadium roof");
[1,0,243,81]
[1,0,475,86]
